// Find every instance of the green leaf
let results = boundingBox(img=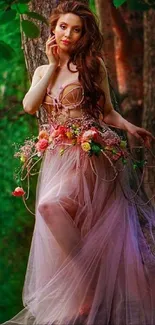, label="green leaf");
[0,40,15,60]
[122,158,127,165]
[0,1,7,10]
[0,9,16,25]
[113,0,127,7]
[89,0,96,13]
[18,0,31,3]
[11,3,29,13]
[21,20,40,38]
[25,11,48,25]
[127,0,150,10]
[91,143,101,156]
